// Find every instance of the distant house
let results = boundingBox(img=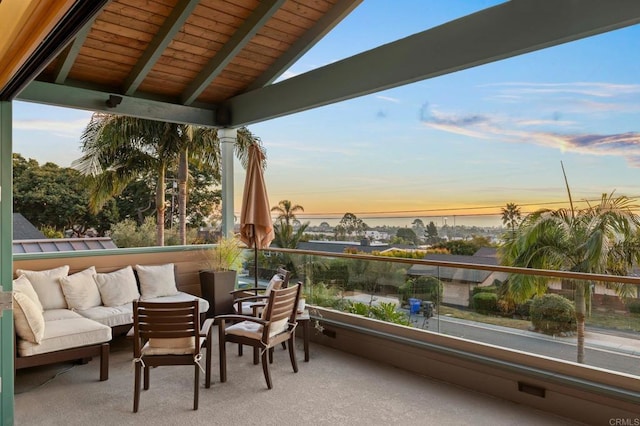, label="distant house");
[407,247,508,307]
[12,213,118,253]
